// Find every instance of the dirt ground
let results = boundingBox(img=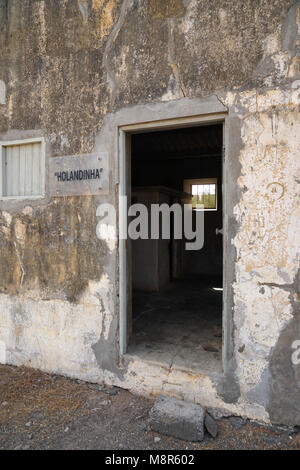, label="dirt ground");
[0,364,299,451]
